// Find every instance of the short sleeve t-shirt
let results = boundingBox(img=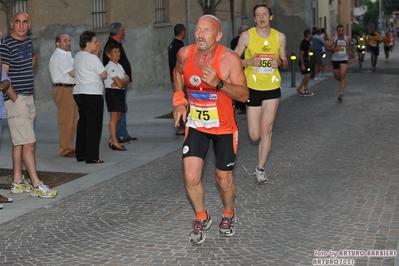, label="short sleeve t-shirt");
[0,34,35,101]
[104,61,125,89]
[73,51,105,95]
[300,39,311,61]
